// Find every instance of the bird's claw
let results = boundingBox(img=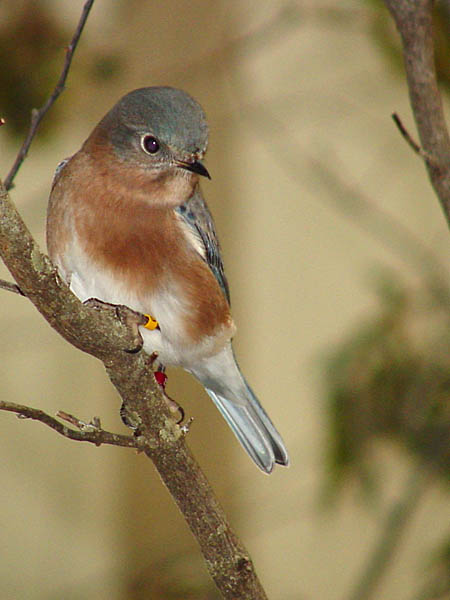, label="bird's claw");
[83,297,154,353]
[154,369,187,426]
[119,401,140,431]
[180,417,194,435]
